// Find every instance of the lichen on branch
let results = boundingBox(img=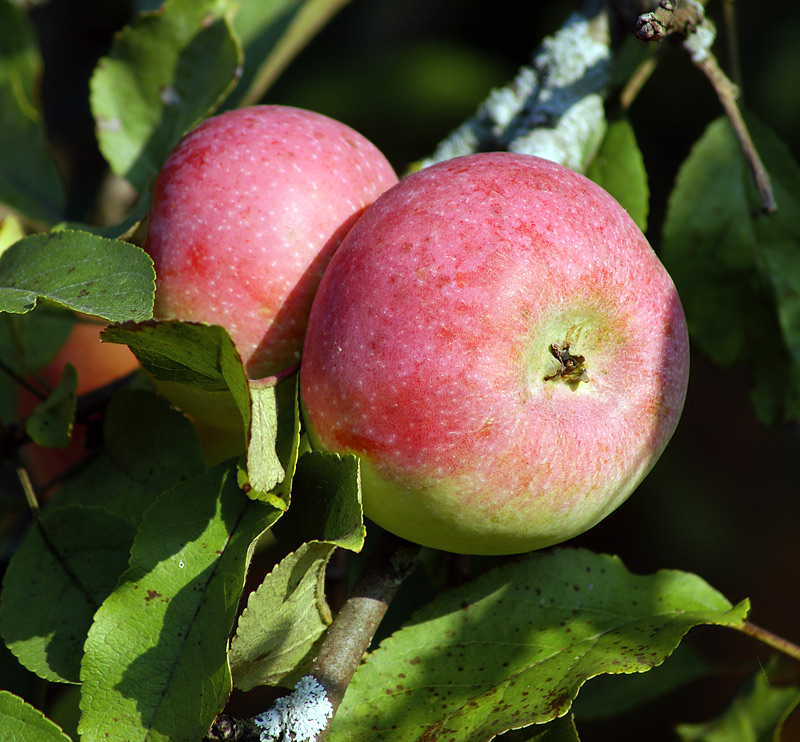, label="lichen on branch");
[418,0,613,174]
